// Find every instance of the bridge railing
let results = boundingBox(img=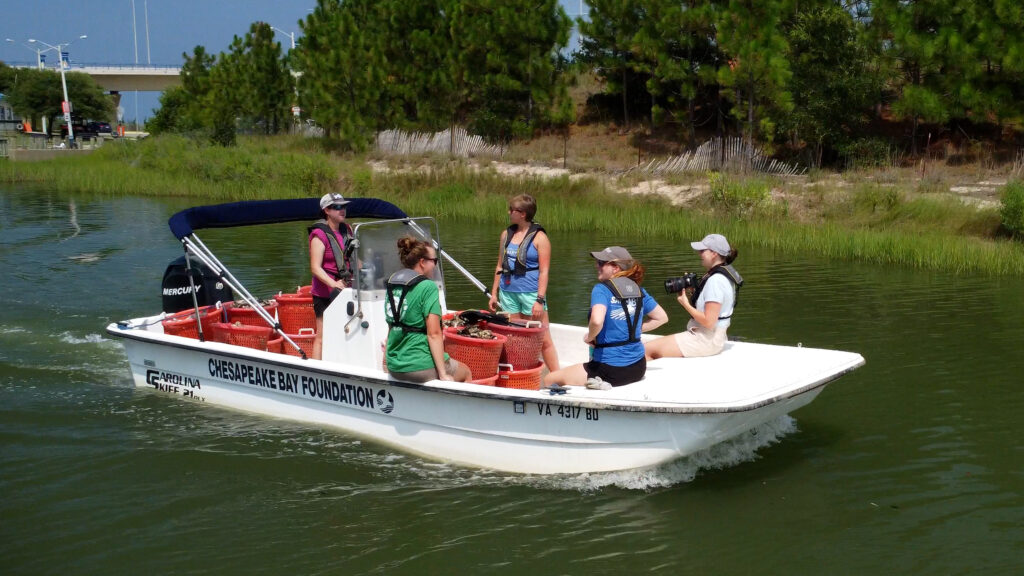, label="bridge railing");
[4,60,180,72]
